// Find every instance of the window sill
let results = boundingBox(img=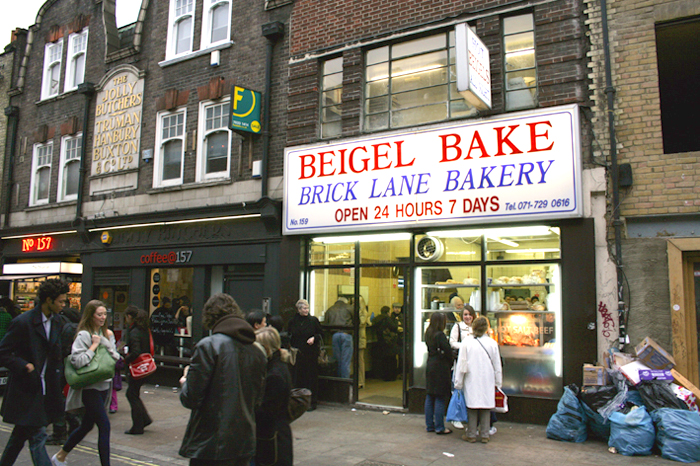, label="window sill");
[25,200,77,212]
[159,42,234,68]
[36,88,80,106]
[147,177,233,194]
